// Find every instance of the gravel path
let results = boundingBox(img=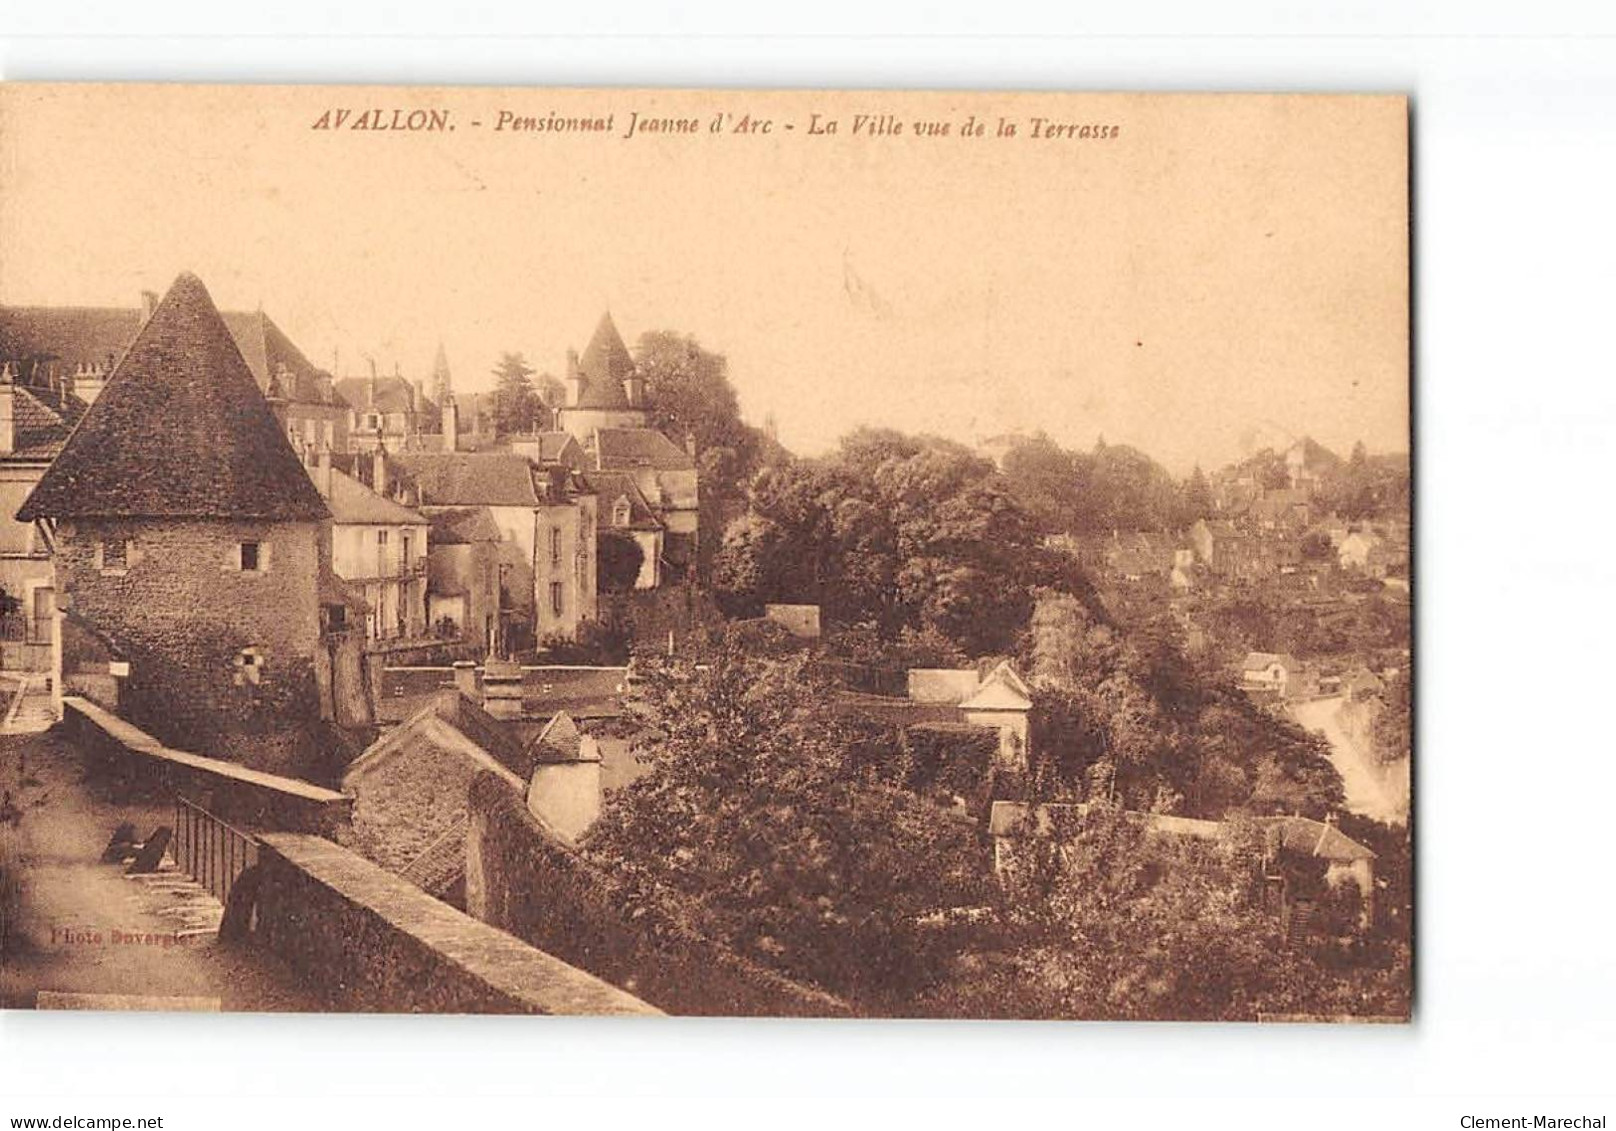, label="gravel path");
[1,730,324,1012]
